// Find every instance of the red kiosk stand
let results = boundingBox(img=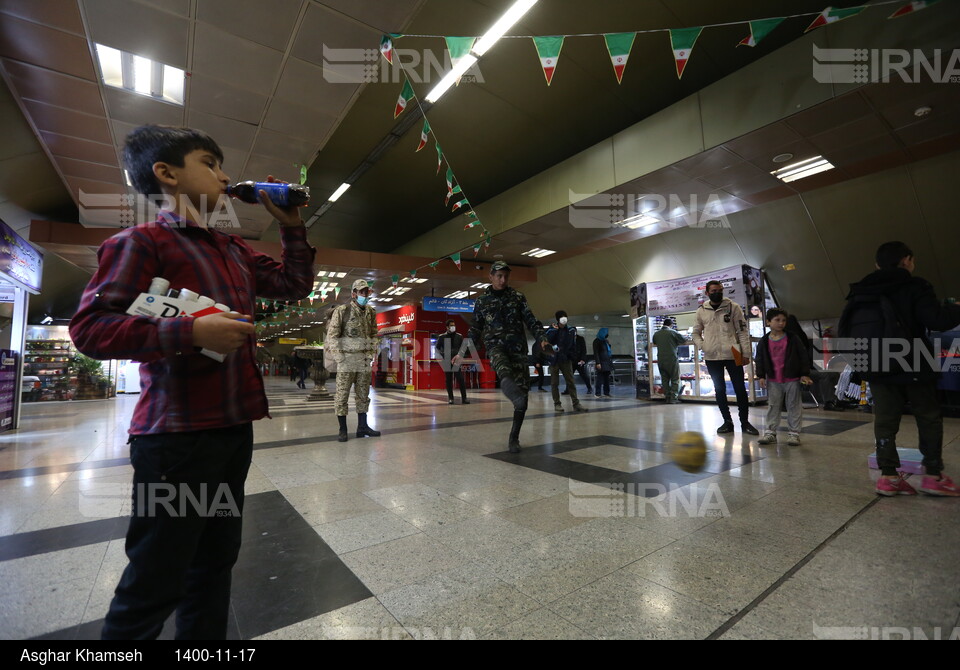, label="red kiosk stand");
[374,305,495,391]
